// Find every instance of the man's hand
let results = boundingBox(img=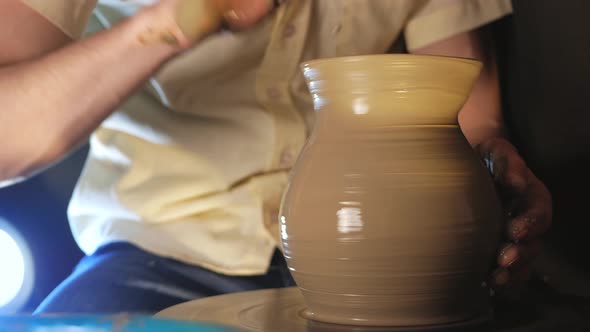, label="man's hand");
[477,137,553,288]
[150,0,274,48]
